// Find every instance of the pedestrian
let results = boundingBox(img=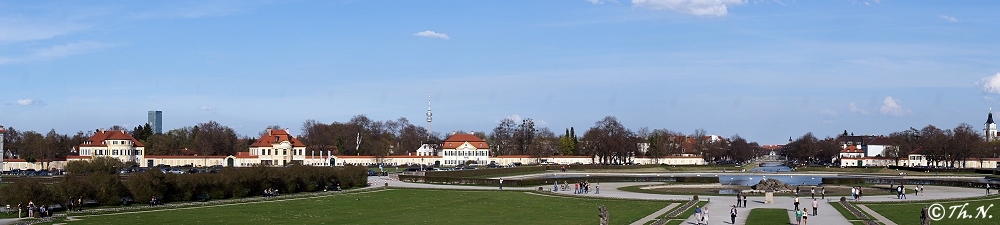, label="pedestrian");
[802,209,809,225]
[859,188,863,200]
[596,183,600,194]
[812,198,818,216]
[794,196,800,210]
[553,181,558,192]
[27,201,34,218]
[78,196,83,211]
[16,202,21,218]
[821,187,825,199]
[897,186,903,199]
[900,185,906,199]
[851,187,857,200]
[796,186,800,196]
[694,206,703,225]
[574,182,579,194]
[730,205,738,224]
[988,183,992,195]
[736,192,742,207]
[811,187,815,199]
[702,206,710,225]
[795,208,803,225]
[499,178,503,190]
[742,194,747,208]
